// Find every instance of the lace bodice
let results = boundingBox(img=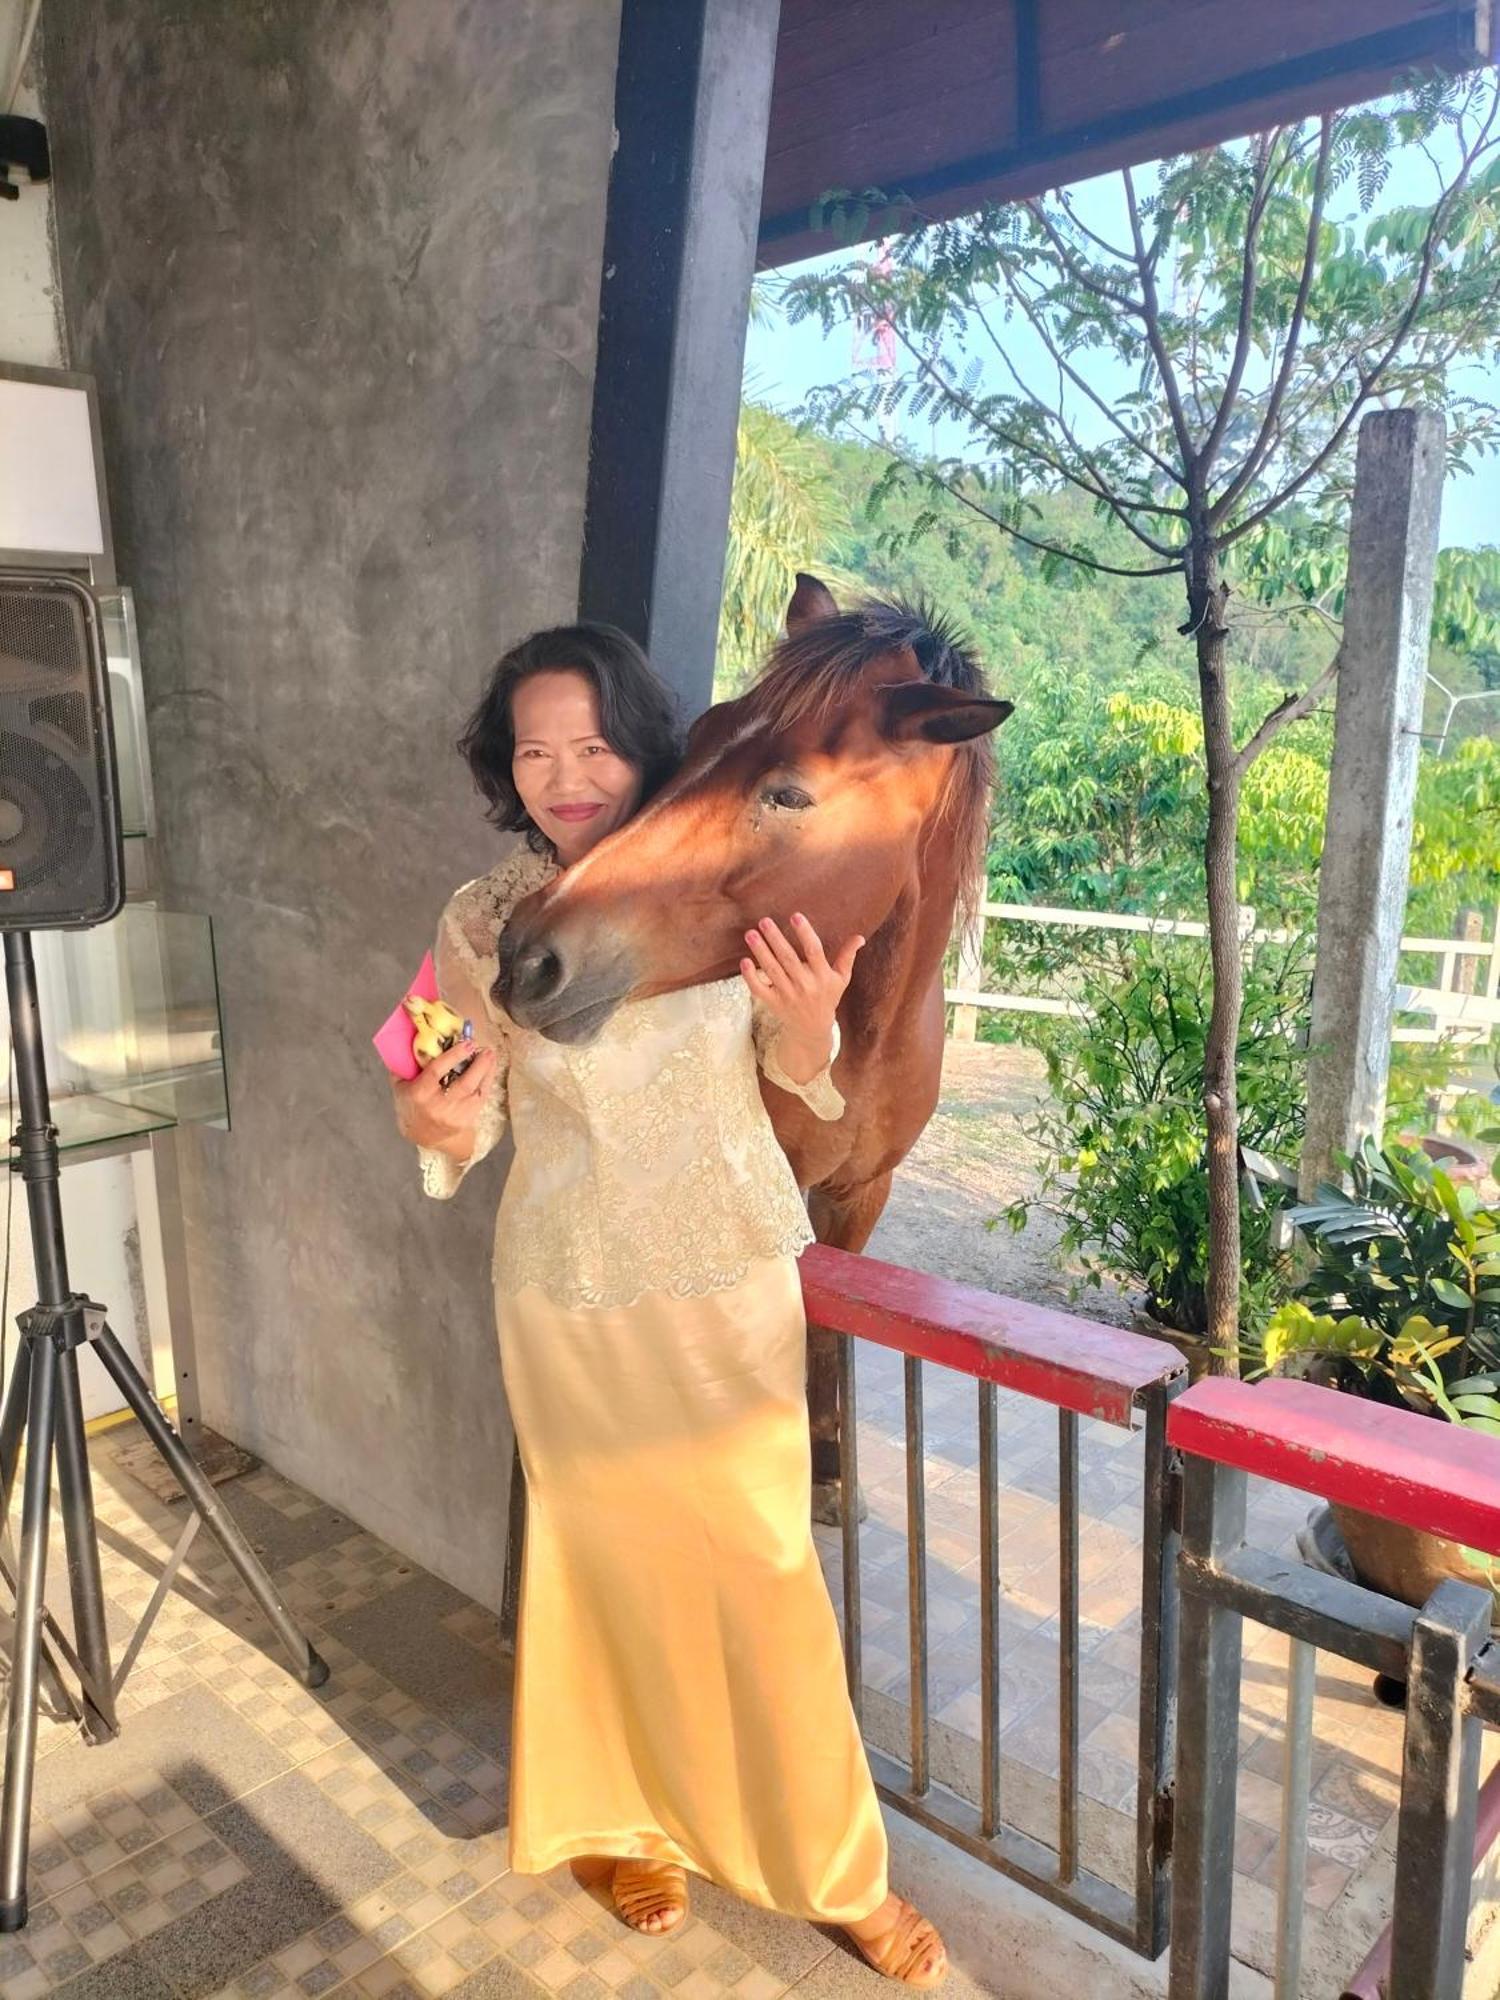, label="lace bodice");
[417,837,844,1309]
